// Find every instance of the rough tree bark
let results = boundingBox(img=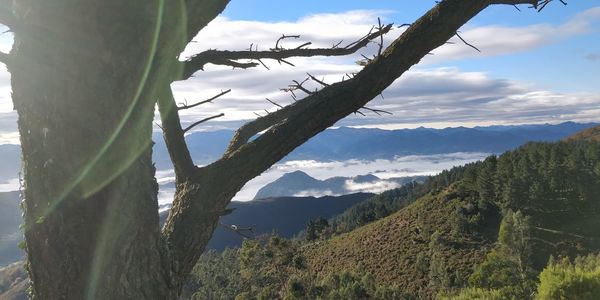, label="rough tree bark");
[0,0,539,298]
